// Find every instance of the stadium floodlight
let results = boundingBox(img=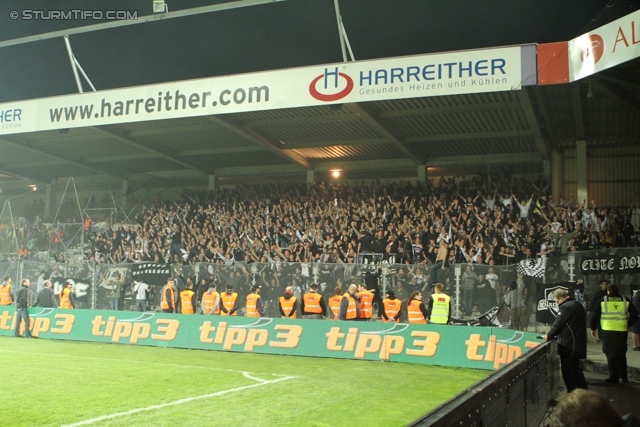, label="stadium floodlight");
[153,0,168,13]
